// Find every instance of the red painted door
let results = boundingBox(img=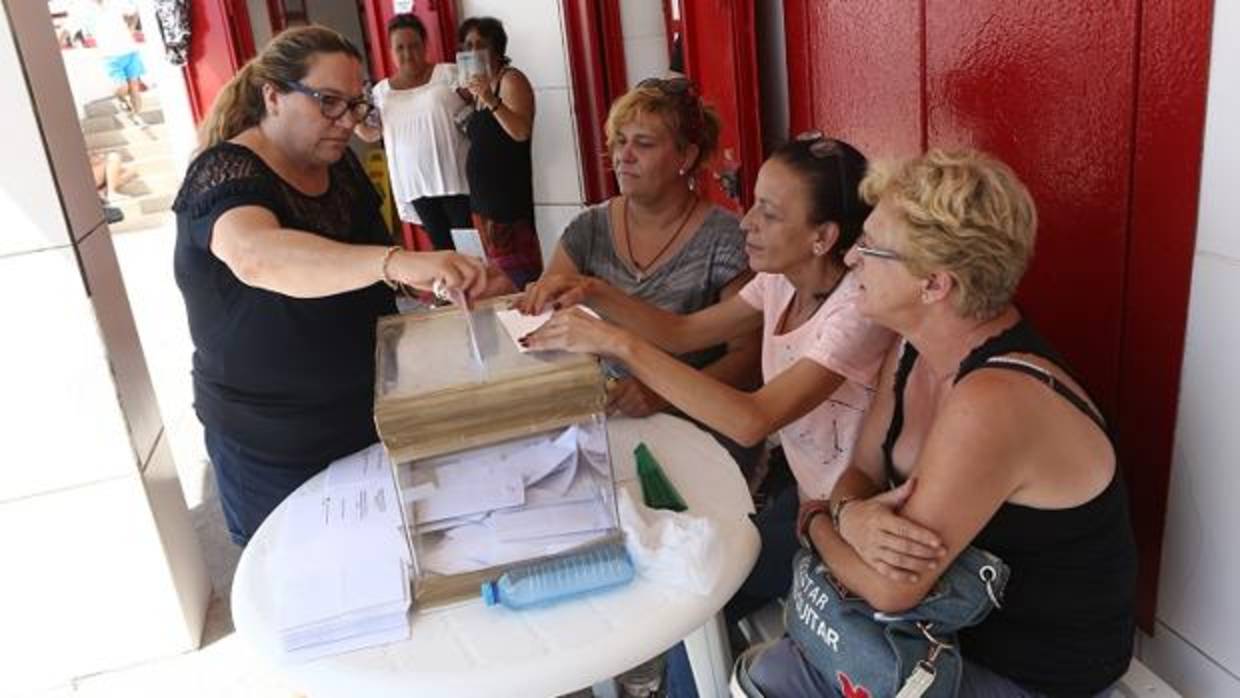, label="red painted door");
[784,0,1213,630]
[680,0,762,213]
[184,0,257,124]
